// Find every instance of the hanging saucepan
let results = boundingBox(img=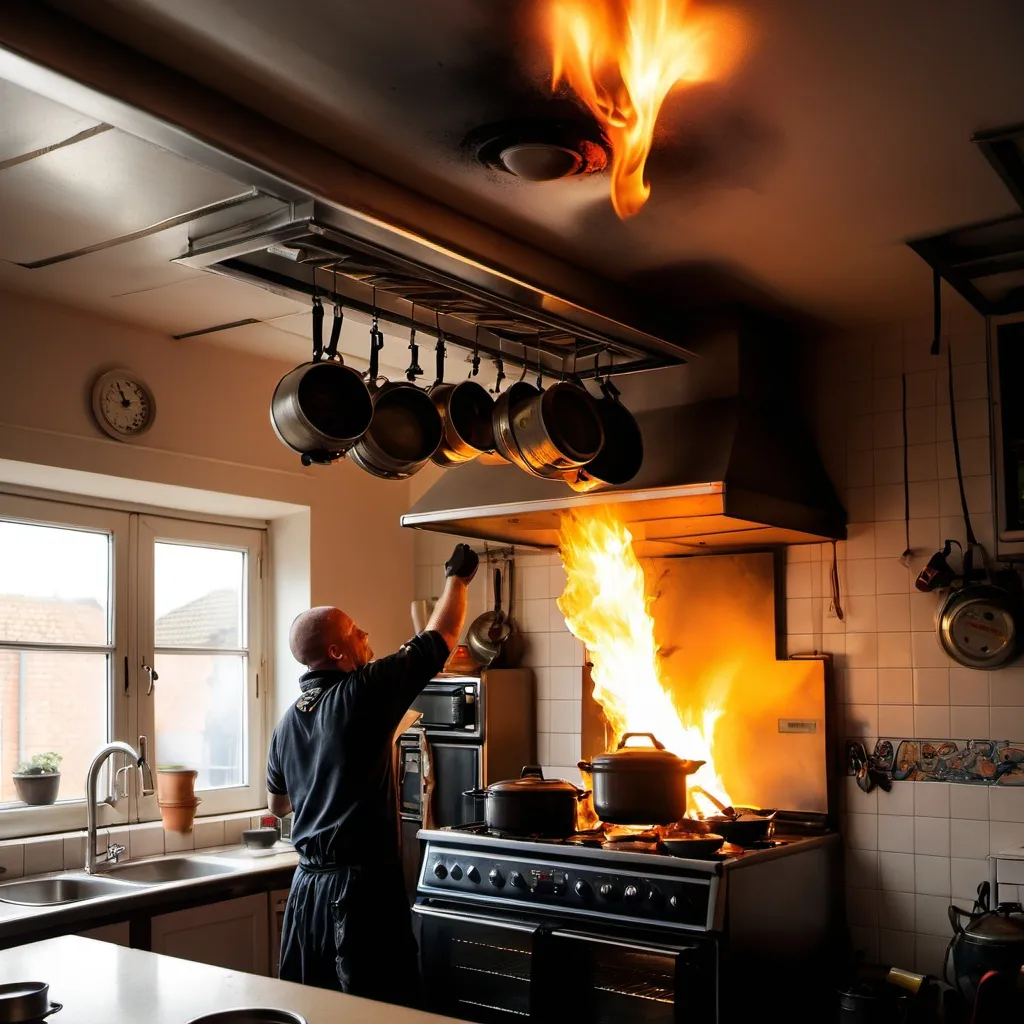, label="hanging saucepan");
[270,297,374,466]
[562,377,643,493]
[349,315,444,480]
[509,380,604,478]
[428,333,496,467]
[937,572,1024,669]
[578,733,705,825]
[947,881,1024,1004]
[463,766,588,838]
[491,378,541,467]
